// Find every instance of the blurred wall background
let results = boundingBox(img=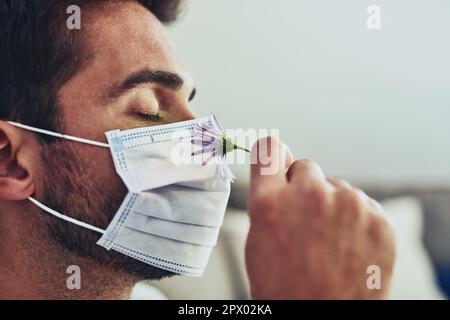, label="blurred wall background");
[169,0,450,187]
